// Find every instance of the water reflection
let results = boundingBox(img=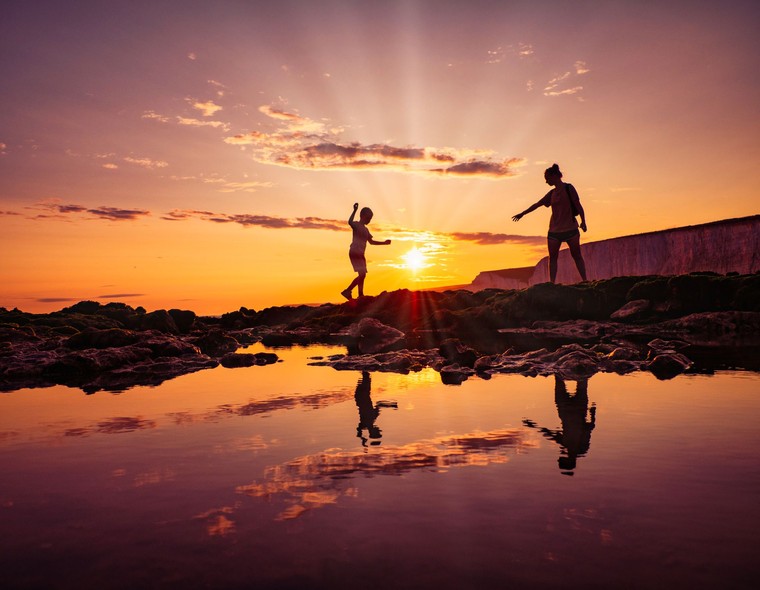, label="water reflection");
[523,375,596,475]
[236,427,538,520]
[354,371,398,447]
